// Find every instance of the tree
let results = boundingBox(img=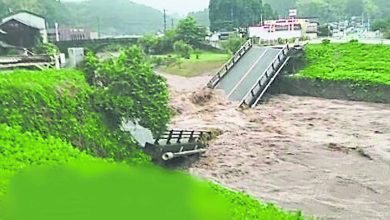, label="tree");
[174,16,207,48]
[345,0,364,16]
[221,35,245,54]
[264,0,297,17]
[188,9,210,27]
[173,40,193,59]
[138,34,158,54]
[209,0,277,32]
[84,46,170,135]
